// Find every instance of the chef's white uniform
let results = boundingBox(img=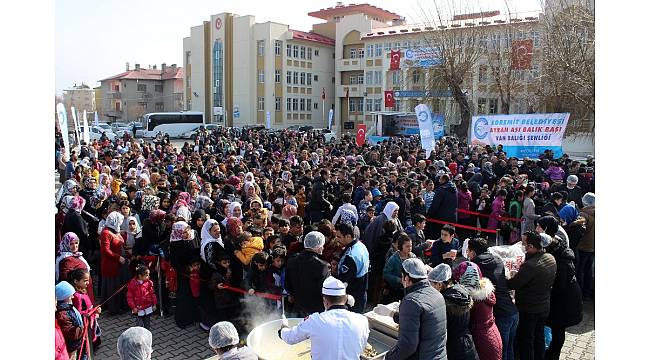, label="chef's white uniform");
[280,305,370,360]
